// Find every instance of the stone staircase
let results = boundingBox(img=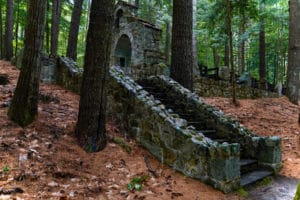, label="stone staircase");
[138,79,275,188]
